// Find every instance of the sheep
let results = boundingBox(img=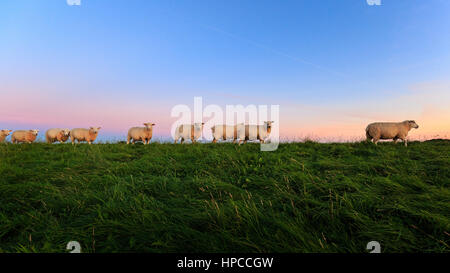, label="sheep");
[174,123,204,144]
[236,121,274,144]
[0,130,13,142]
[211,124,244,143]
[70,127,101,145]
[46,128,70,144]
[11,130,39,144]
[366,120,419,146]
[127,123,155,144]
